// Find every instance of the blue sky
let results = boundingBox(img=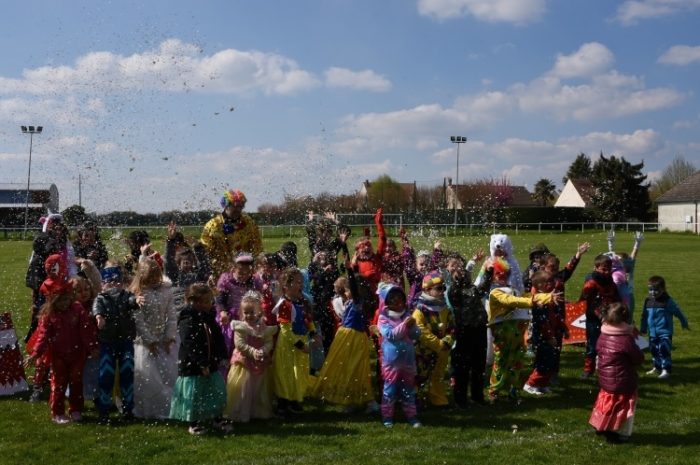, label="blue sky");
[1,0,699,213]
